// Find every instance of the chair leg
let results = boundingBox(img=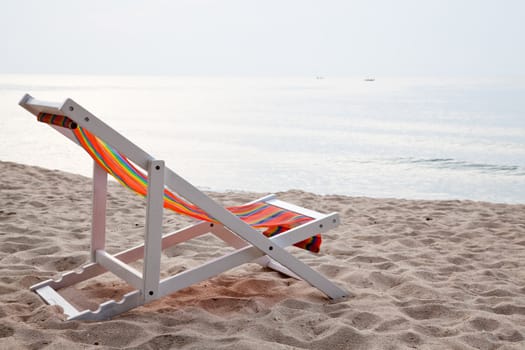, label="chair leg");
[91,161,107,261]
[143,160,165,302]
